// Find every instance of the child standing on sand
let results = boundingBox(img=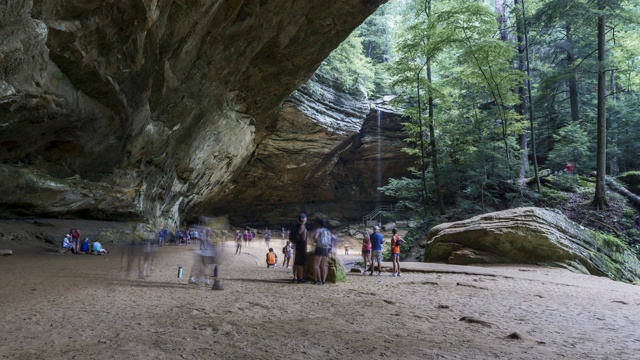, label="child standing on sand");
[390,228,404,277]
[282,241,292,268]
